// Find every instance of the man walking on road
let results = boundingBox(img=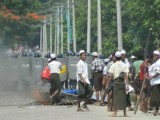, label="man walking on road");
[76,50,93,111]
